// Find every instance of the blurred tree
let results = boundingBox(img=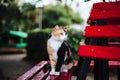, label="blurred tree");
[20,3,38,31]
[0,0,83,32]
[42,4,83,28]
[0,0,21,32]
[0,0,38,32]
